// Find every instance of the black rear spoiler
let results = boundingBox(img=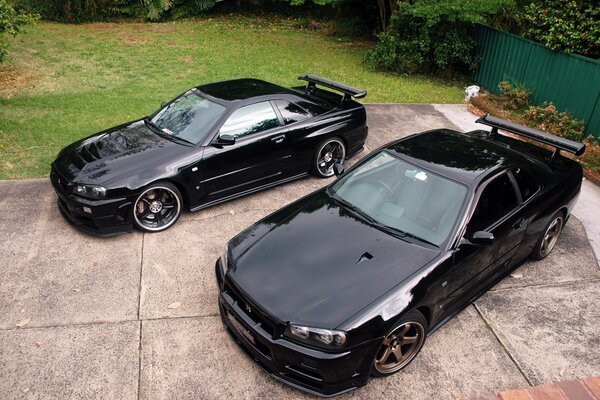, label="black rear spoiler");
[298,74,367,102]
[476,114,586,158]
